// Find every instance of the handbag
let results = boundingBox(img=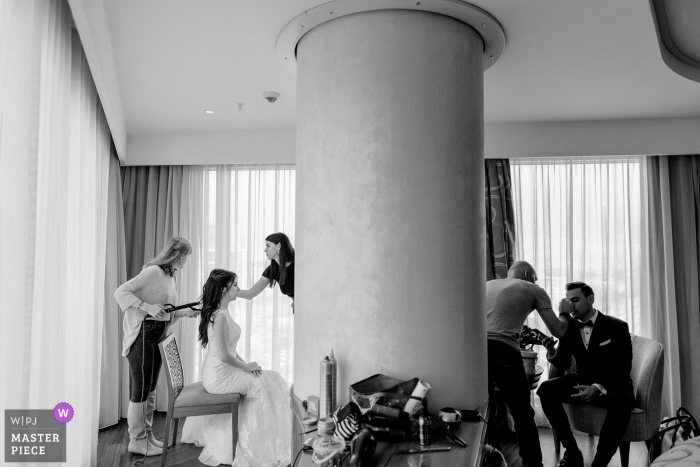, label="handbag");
[649,407,700,462]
